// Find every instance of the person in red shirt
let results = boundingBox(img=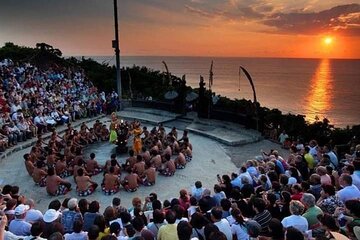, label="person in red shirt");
[291,184,304,201]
